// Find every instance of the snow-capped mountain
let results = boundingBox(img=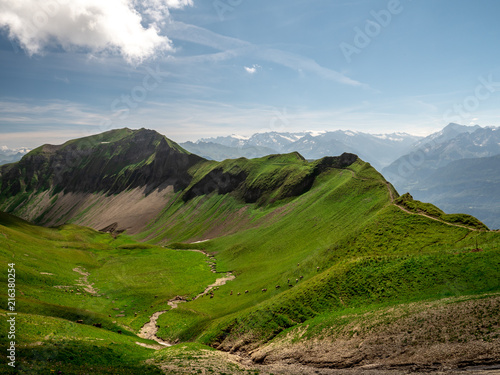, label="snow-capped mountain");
[192,130,421,169]
[381,125,500,229]
[382,125,500,185]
